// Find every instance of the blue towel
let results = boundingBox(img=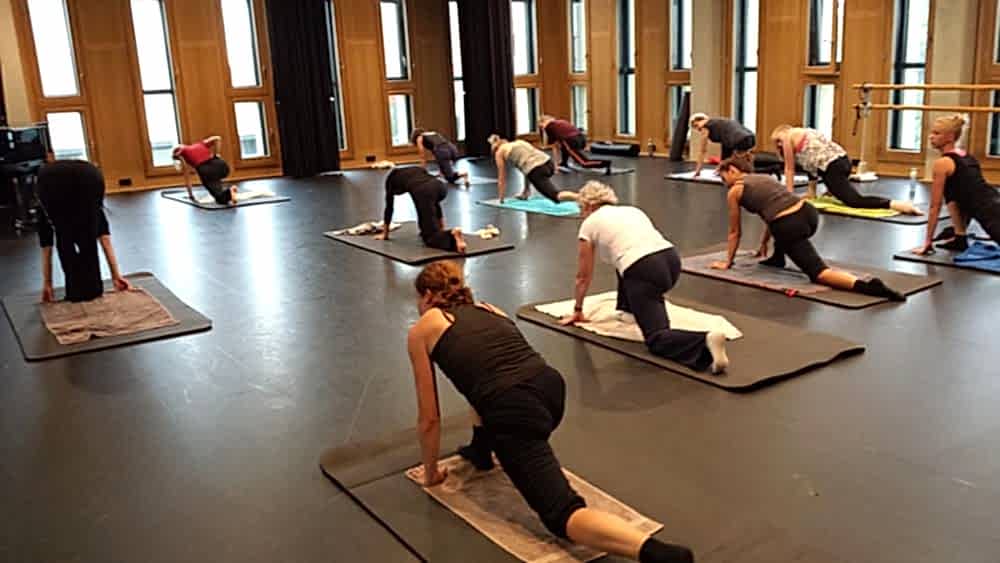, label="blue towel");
[479,196,580,217]
[954,241,1000,272]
